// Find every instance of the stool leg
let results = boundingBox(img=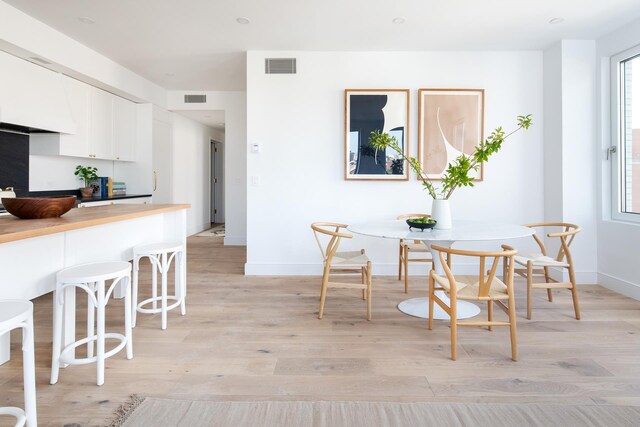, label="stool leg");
[178,251,186,316]
[50,289,63,385]
[96,281,106,386]
[87,290,95,359]
[132,256,139,328]
[151,256,158,310]
[161,252,168,330]
[22,316,37,427]
[123,275,134,360]
[62,285,76,363]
